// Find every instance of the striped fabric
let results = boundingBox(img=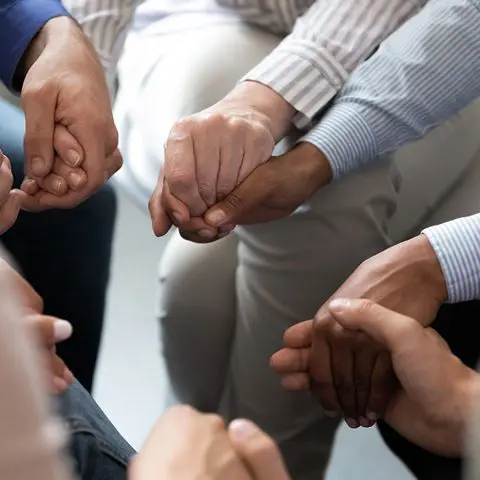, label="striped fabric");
[62,0,425,126]
[303,0,480,302]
